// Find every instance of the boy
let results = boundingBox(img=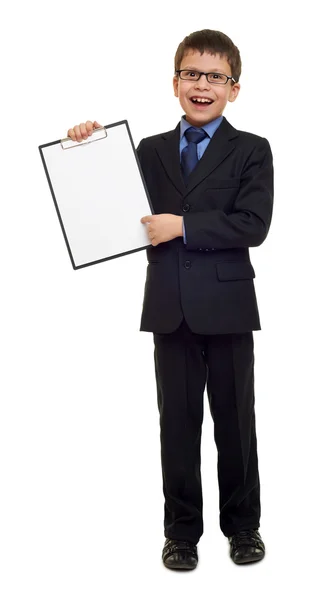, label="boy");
[67,29,273,569]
